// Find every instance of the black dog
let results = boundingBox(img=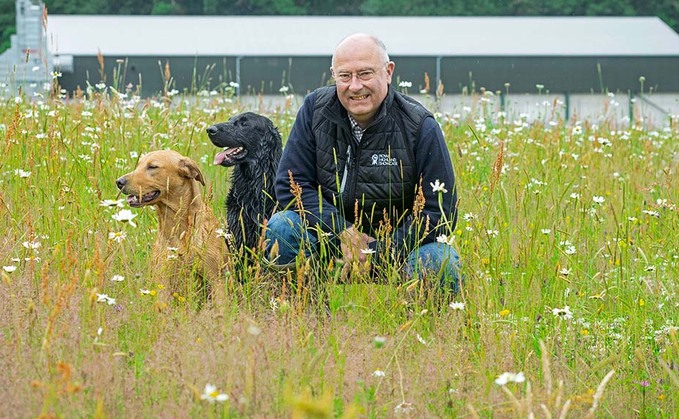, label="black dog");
[207,112,283,253]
